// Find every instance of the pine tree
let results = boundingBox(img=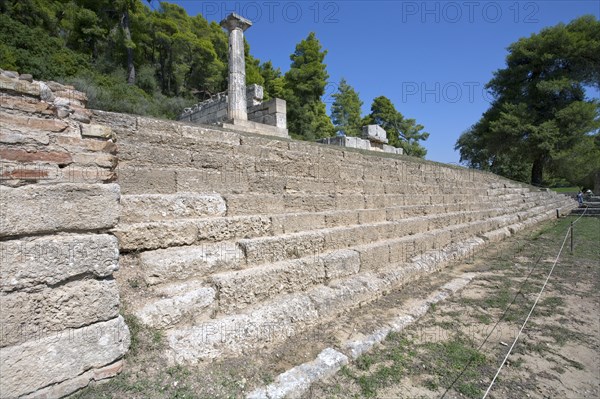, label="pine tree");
[366,96,429,158]
[331,78,363,136]
[284,32,334,140]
